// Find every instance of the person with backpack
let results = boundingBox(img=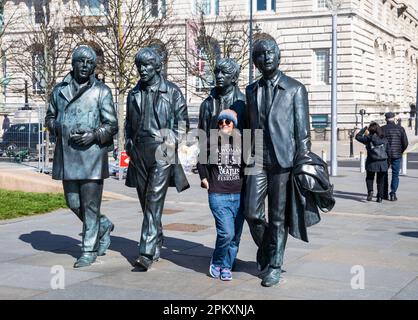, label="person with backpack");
[355,122,390,203]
